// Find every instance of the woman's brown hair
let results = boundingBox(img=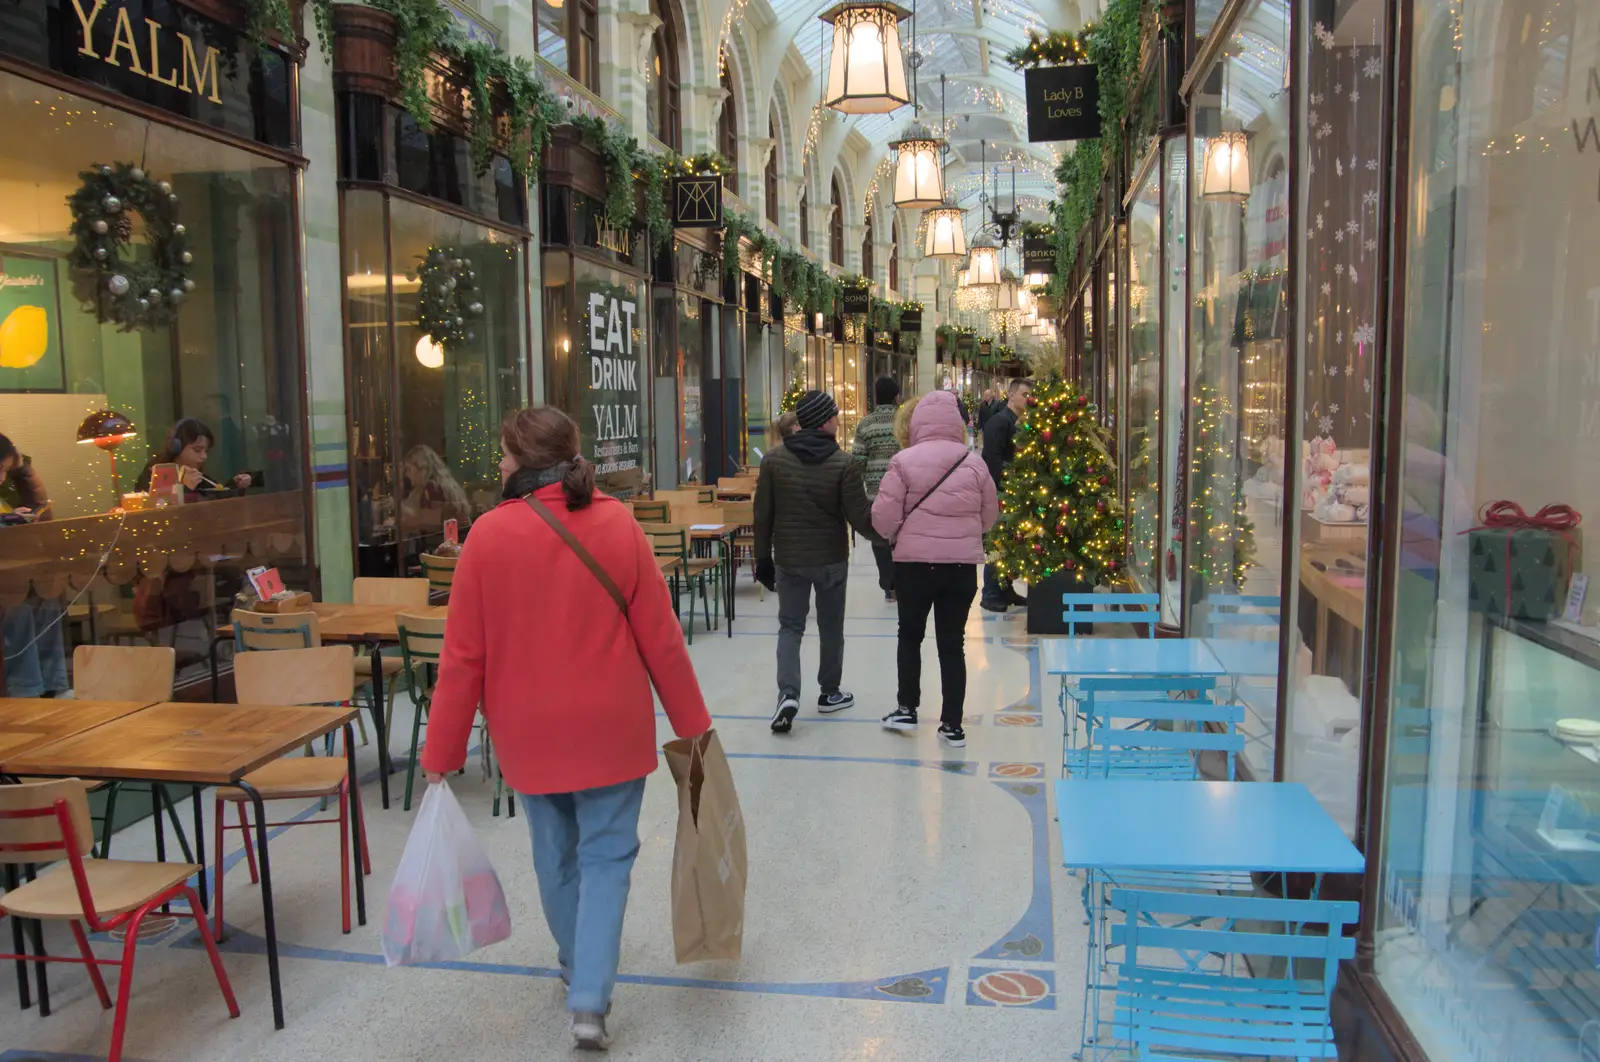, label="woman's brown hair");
[500,407,596,510]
